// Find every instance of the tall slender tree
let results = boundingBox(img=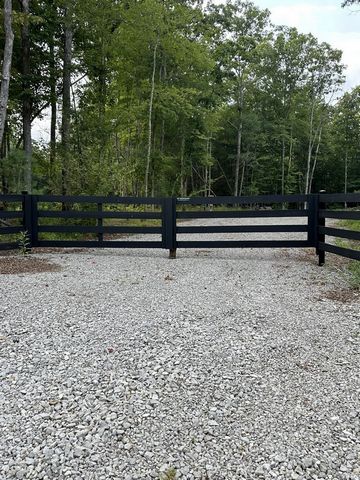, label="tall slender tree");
[61,3,73,195]
[208,0,271,196]
[0,0,14,149]
[20,0,32,192]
